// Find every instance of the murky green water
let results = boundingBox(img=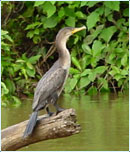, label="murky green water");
[2,92,129,151]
